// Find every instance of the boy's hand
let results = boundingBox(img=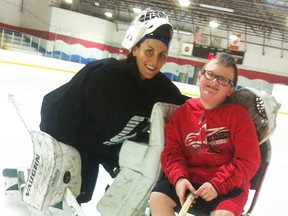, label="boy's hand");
[195,182,218,201]
[175,178,196,206]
